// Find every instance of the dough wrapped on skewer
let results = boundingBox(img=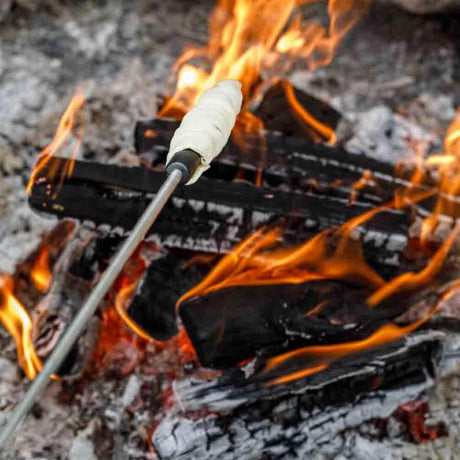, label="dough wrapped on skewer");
[166,79,243,184]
